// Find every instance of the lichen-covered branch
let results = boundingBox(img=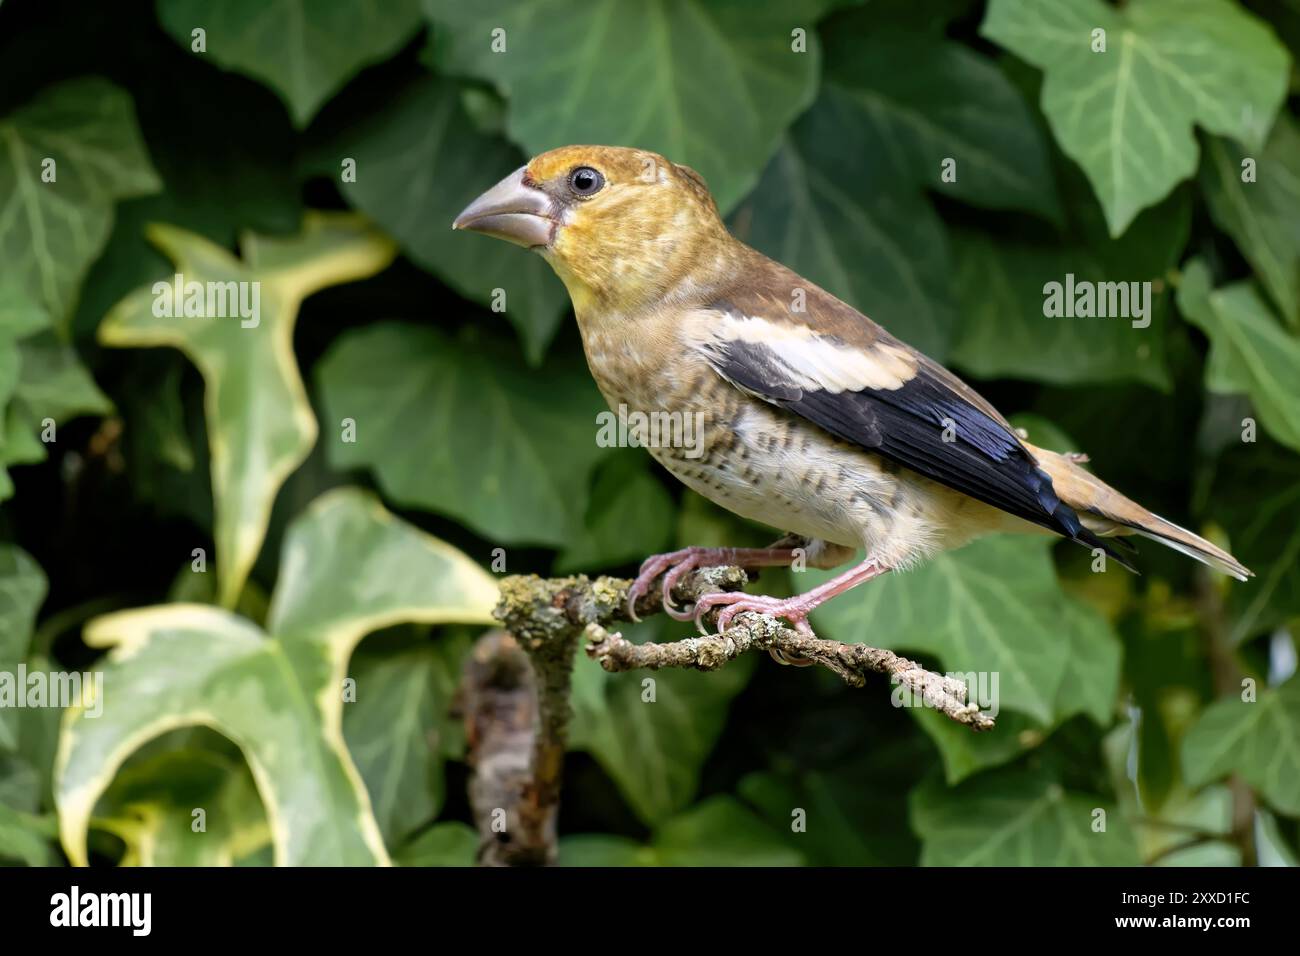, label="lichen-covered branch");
[471,563,992,866]
[494,565,994,731]
[583,619,991,729]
